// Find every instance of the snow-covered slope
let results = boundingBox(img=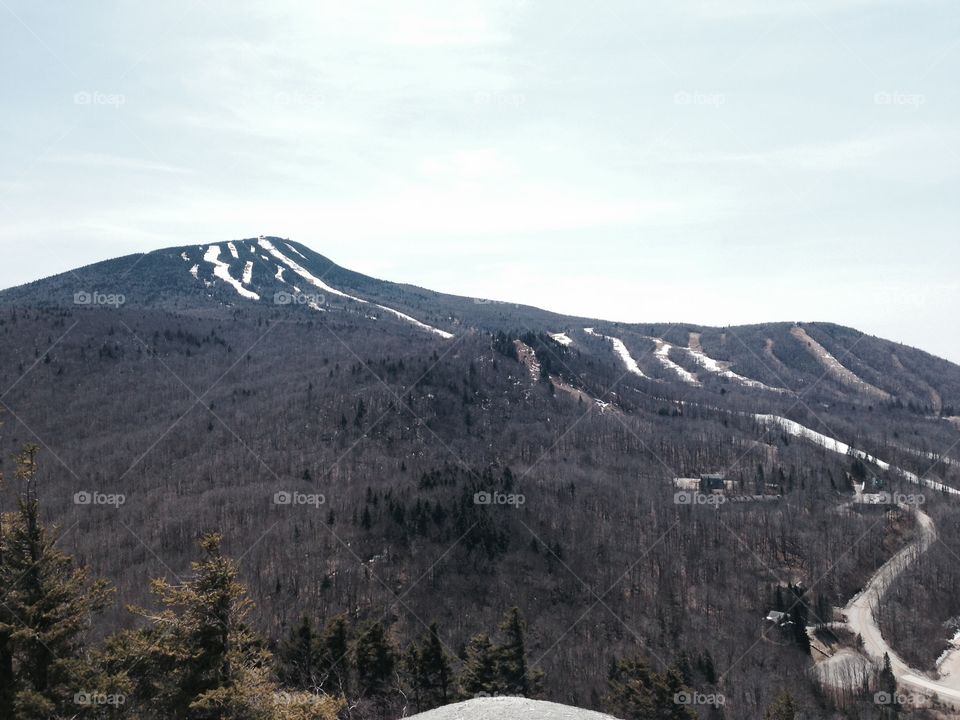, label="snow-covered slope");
[258,238,454,338]
[3,235,958,415]
[203,245,260,301]
[584,329,647,378]
[684,334,788,393]
[403,698,620,720]
[756,414,960,496]
[647,338,699,385]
